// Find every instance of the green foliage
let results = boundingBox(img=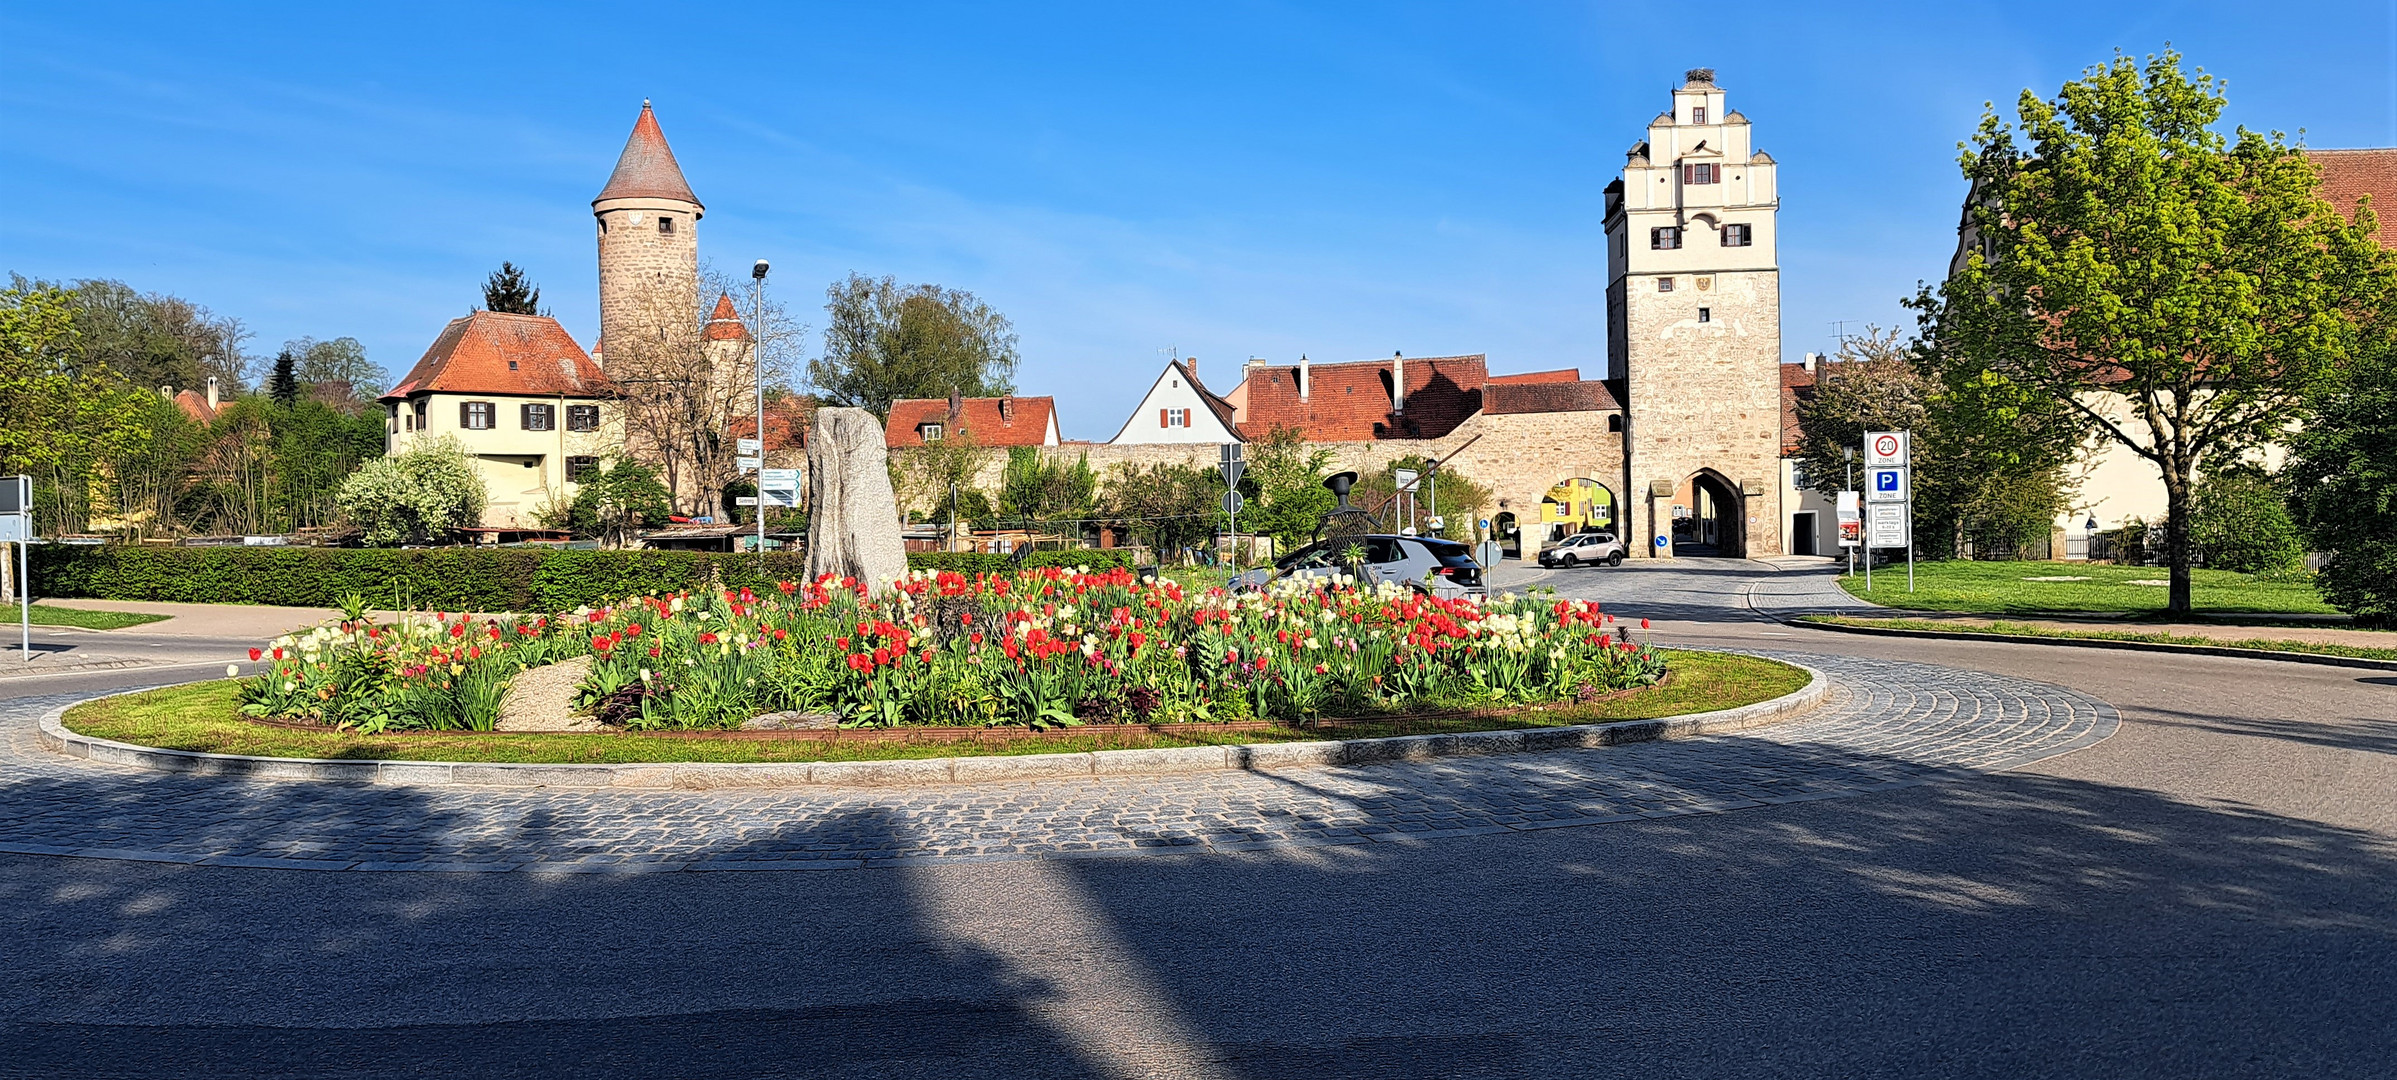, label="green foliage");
[888,423,994,523]
[480,262,543,315]
[1102,461,1219,558]
[555,459,673,547]
[1239,426,1336,550]
[29,274,251,393]
[1912,50,2390,610]
[2288,333,2397,624]
[2188,467,2306,575]
[1345,454,1492,541]
[31,544,1131,612]
[810,273,1019,416]
[286,336,382,399]
[336,436,487,546]
[1795,326,2076,559]
[999,447,1098,525]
